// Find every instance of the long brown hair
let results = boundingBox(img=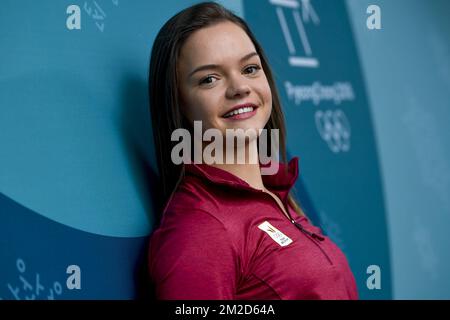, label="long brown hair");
[148,1,305,218]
